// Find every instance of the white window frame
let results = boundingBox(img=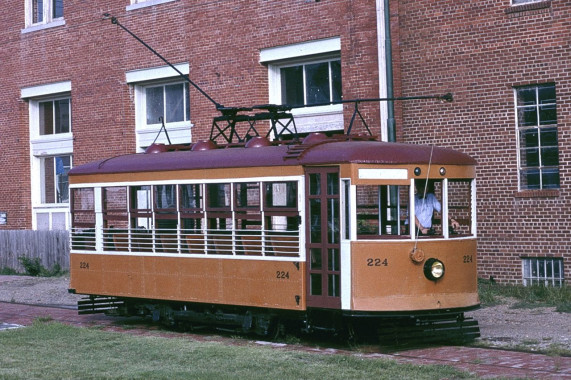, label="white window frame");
[514,84,559,191]
[21,81,73,230]
[126,64,193,151]
[261,38,343,134]
[23,0,65,34]
[127,0,177,11]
